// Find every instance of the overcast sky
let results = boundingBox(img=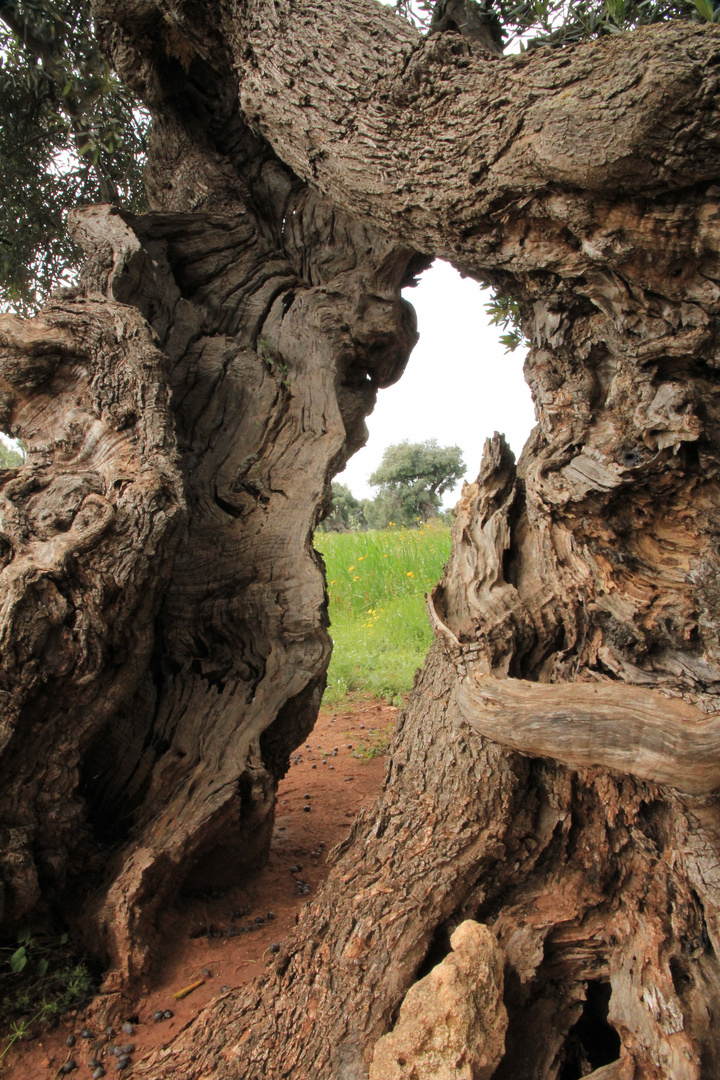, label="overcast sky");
[335,260,537,508]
